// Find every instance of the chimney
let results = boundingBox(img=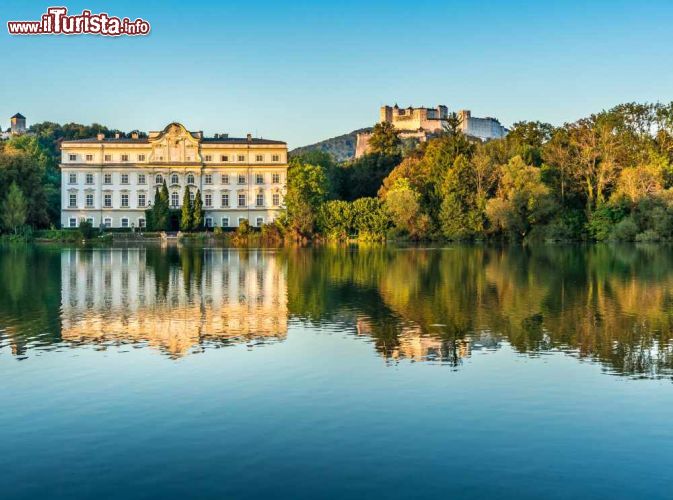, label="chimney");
[246,133,252,141]
[97,133,105,141]
[213,133,219,139]
[131,131,139,139]
[114,132,121,139]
